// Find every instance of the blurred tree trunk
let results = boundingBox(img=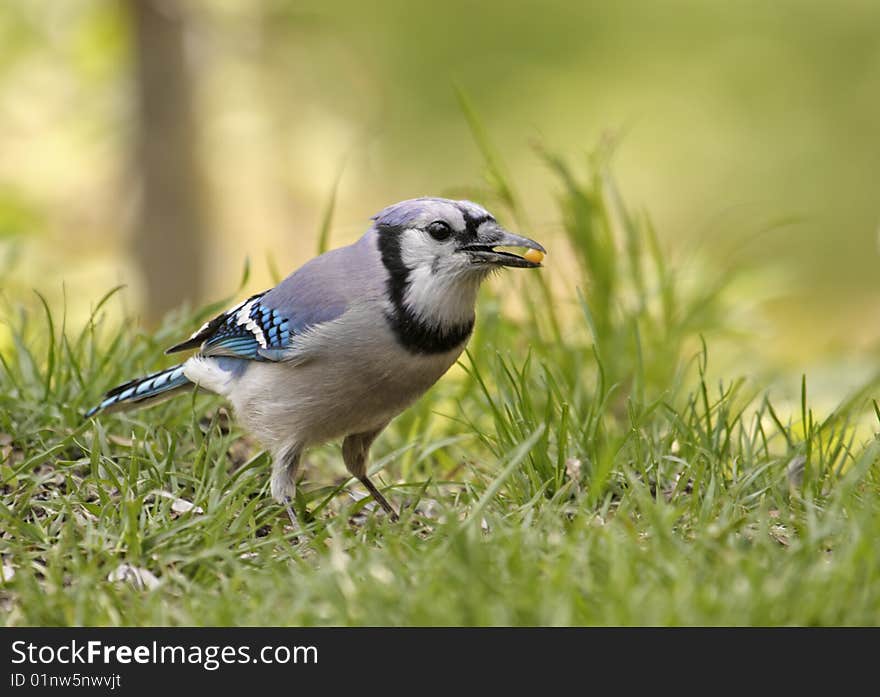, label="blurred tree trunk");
[128,0,205,324]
